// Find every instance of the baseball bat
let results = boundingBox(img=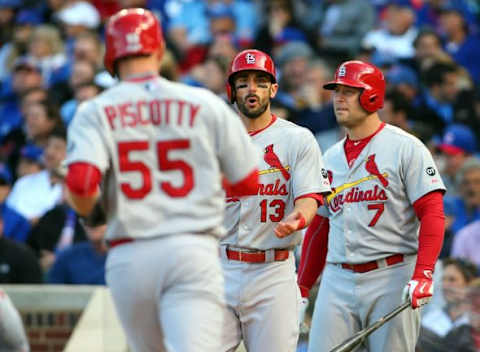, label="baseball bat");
[329,301,411,352]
